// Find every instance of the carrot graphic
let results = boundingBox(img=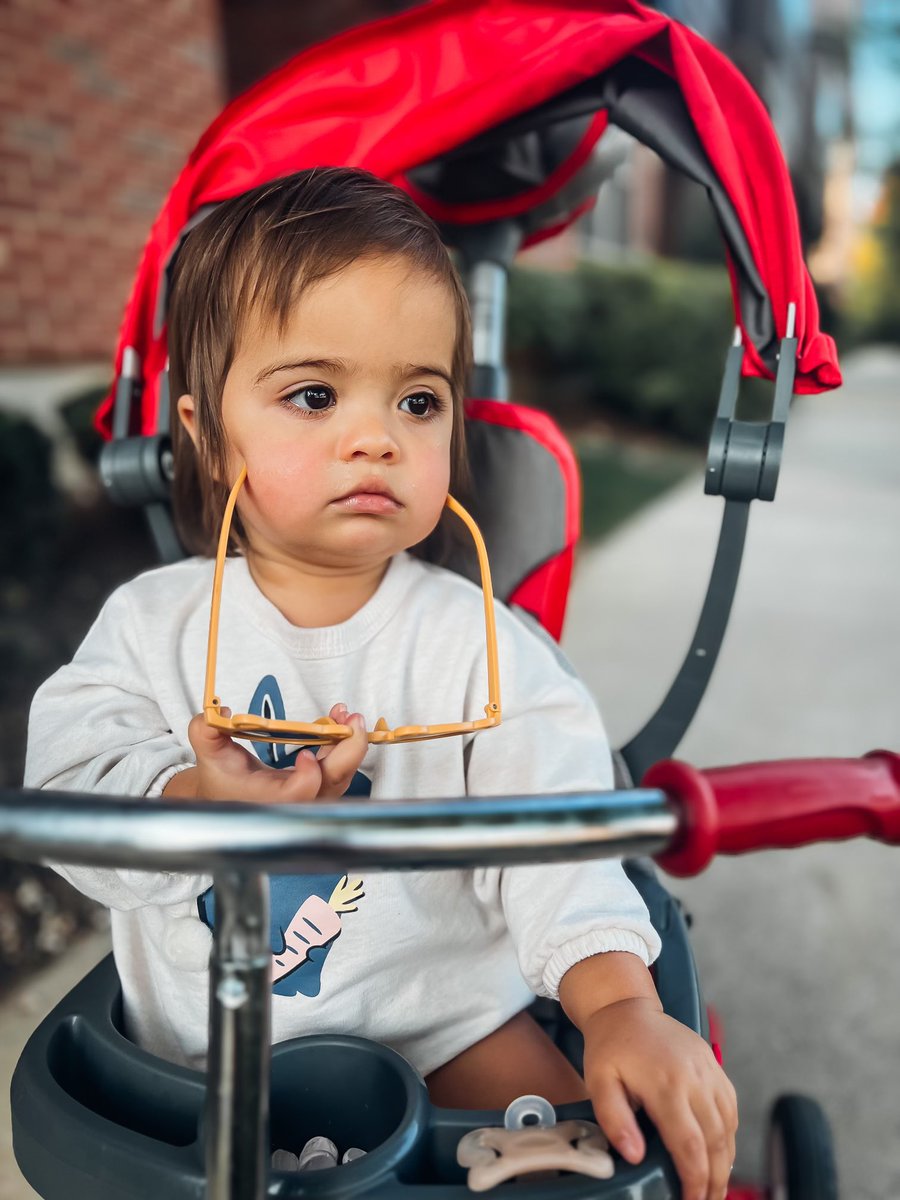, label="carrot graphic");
[271,876,364,983]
